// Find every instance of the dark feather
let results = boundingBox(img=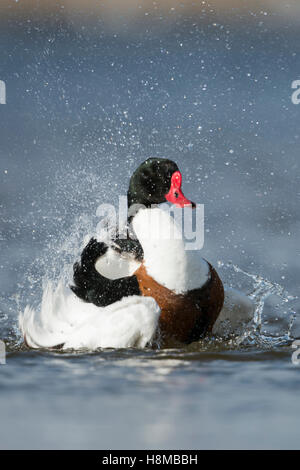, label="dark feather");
[70,238,141,307]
